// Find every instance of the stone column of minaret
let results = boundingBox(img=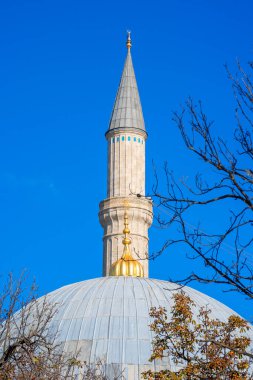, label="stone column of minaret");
[99,33,153,277]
